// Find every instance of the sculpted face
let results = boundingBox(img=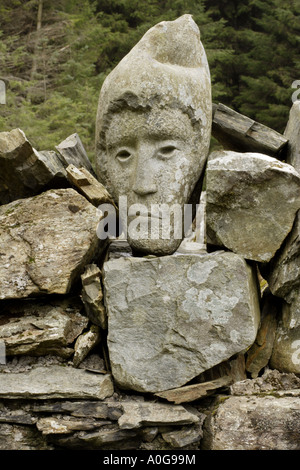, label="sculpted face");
[95,15,212,255]
[104,106,202,254]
